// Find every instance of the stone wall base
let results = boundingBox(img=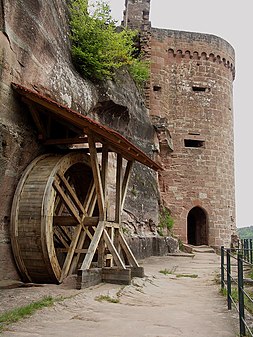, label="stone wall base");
[126,235,179,260]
